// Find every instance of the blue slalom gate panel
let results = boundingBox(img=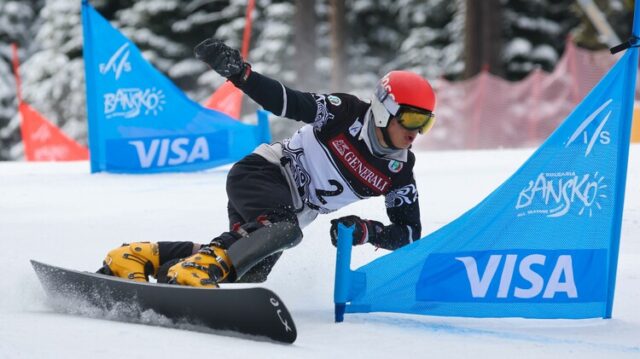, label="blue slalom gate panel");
[335,5,640,320]
[81,1,270,173]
